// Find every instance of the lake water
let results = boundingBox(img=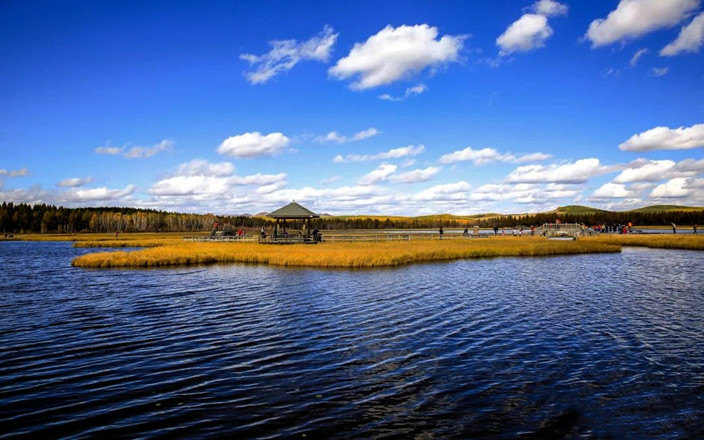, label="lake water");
[1,242,703,439]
